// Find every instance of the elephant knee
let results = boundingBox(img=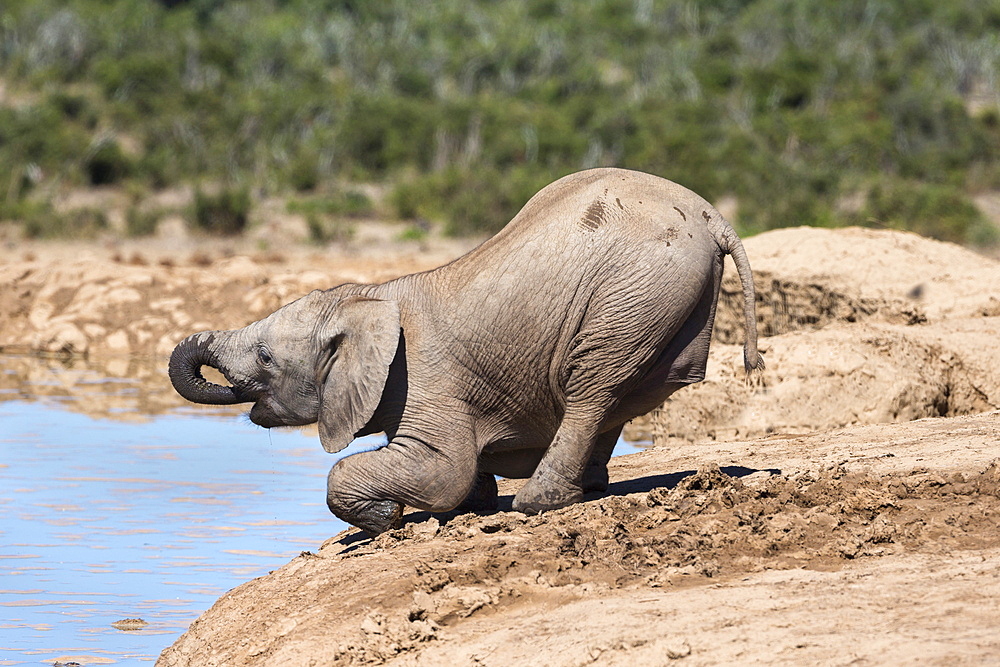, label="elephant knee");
[325,459,354,515]
[325,449,477,515]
